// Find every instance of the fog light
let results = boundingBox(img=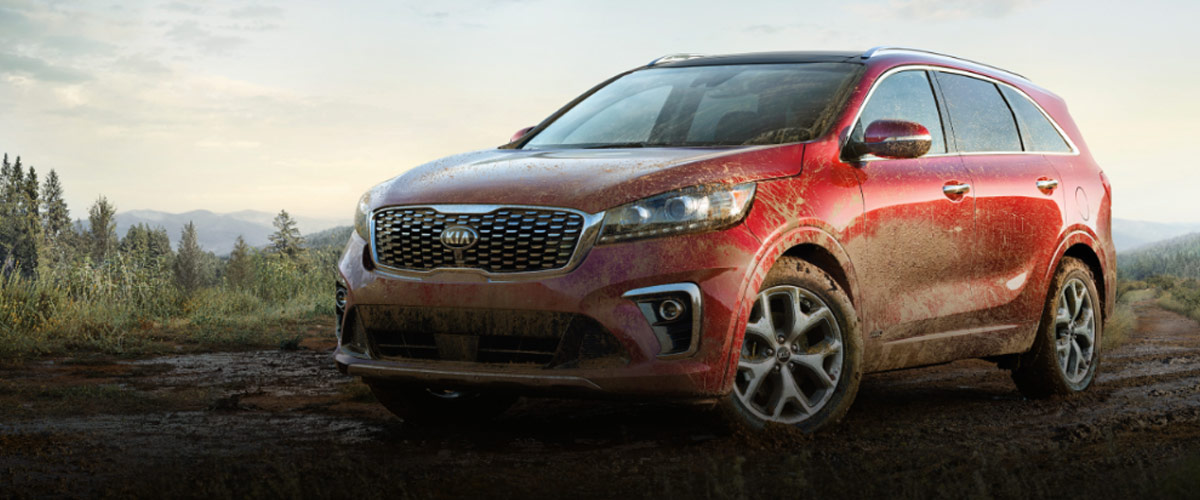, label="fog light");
[622,283,702,358]
[658,298,684,321]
